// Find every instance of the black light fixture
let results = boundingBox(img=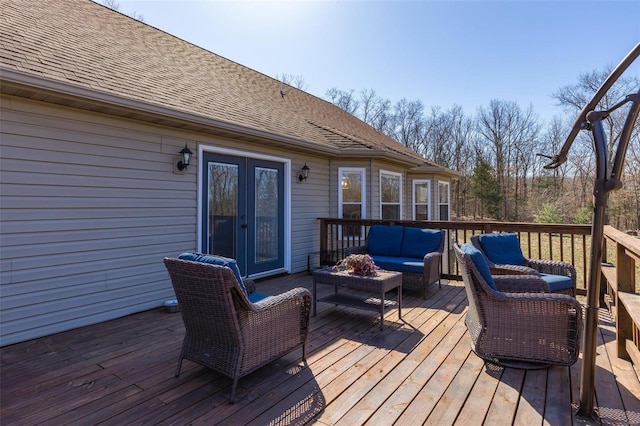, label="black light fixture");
[177,144,193,171]
[298,163,310,182]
